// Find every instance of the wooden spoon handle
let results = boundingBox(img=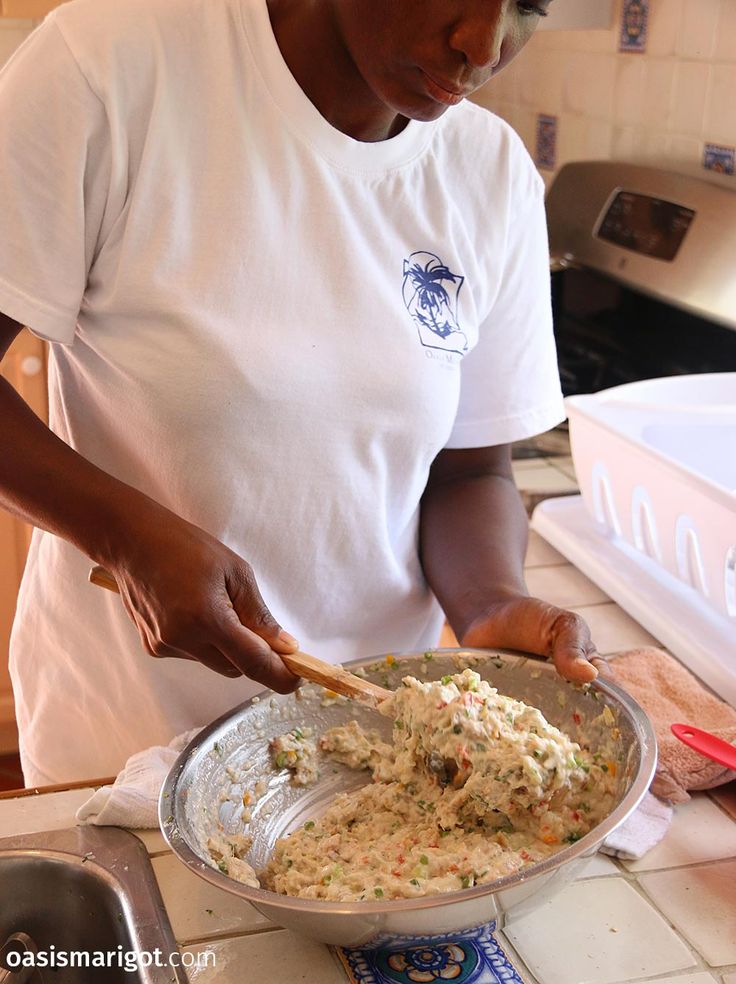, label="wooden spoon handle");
[279,650,391,708]
[88,565,392,708]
